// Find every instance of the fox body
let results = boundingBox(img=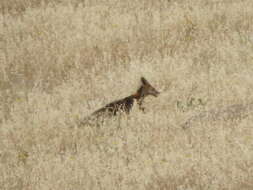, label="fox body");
[91,77,160,117]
